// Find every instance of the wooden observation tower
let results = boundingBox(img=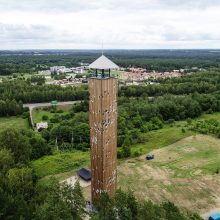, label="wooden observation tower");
[88,55,119,202]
